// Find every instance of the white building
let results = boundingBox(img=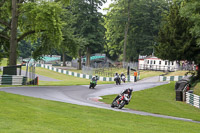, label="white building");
[138,55,178,71]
